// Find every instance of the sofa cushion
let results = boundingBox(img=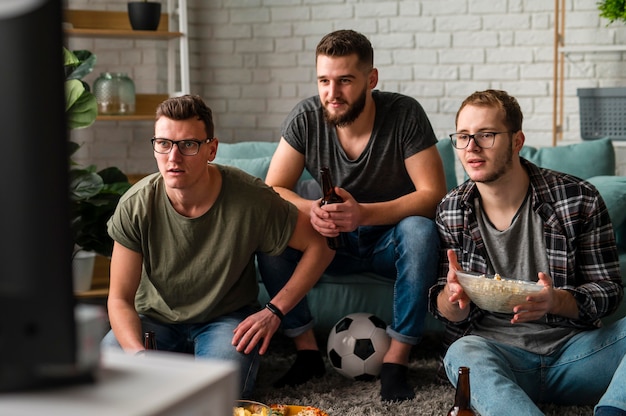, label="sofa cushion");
[213,156,272,179]
[519,138,615,179]
[215,141,315,181]
[215,141,278,159]
[587,176,626,230]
